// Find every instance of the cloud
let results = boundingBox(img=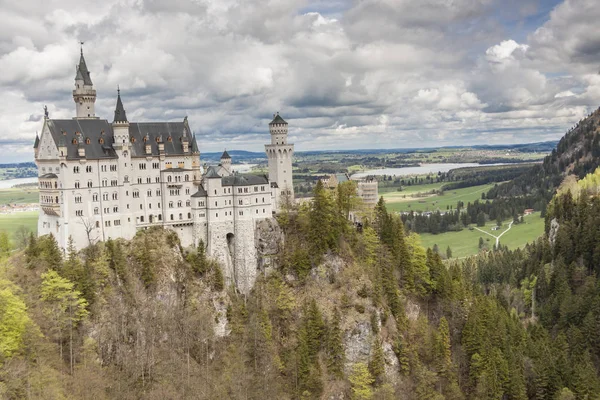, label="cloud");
[1,0,600,162]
